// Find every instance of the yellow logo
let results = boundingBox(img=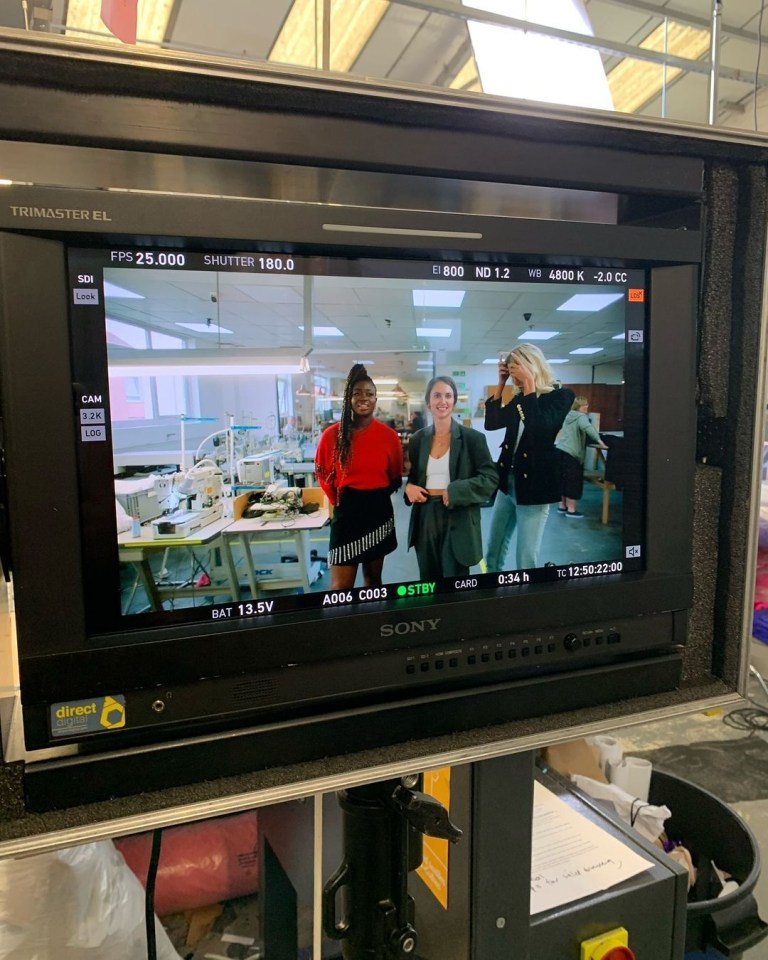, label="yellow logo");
[100,695,126,729]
